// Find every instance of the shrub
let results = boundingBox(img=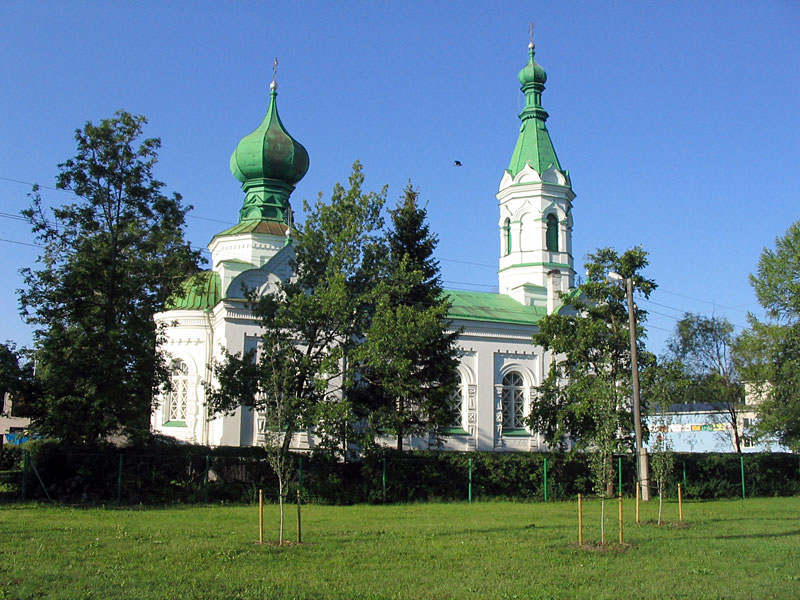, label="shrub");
[5,440,799,505]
